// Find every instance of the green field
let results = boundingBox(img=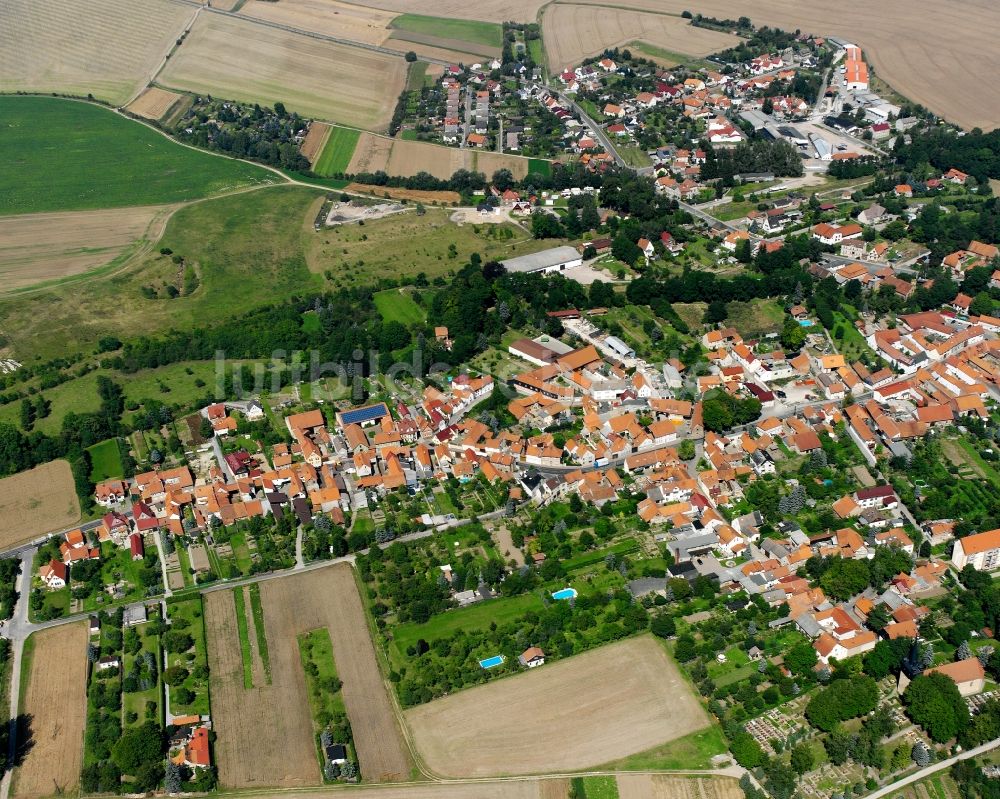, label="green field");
[528,158,552,177]
[390,14,502,49]
[374,289,426,325]
[87,439,124,481]
[313,127,361,177]
[248,584,271,682]
[233,587,253,688]
[570,776,619,799]
[0,97,277,215]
